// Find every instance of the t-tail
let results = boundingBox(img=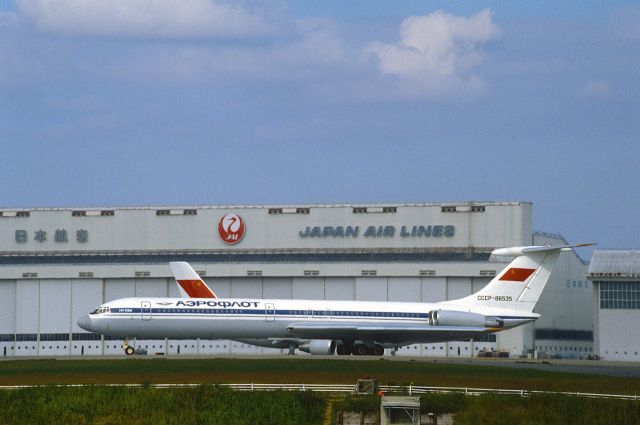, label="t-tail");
[444,244,593,313]
[169,262,216,298]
